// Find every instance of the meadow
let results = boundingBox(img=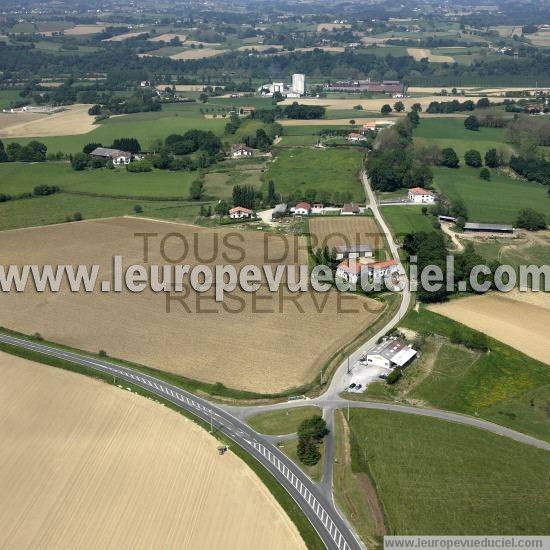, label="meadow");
[345,410,550,535]
[0,162,197,198]
[432,166,550,224]
[379,205,437,238]
[401,308,550,441]
[248,406,321,435]
[265,148,365,202]
[414,117,514,157]
[4,103,227,154]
